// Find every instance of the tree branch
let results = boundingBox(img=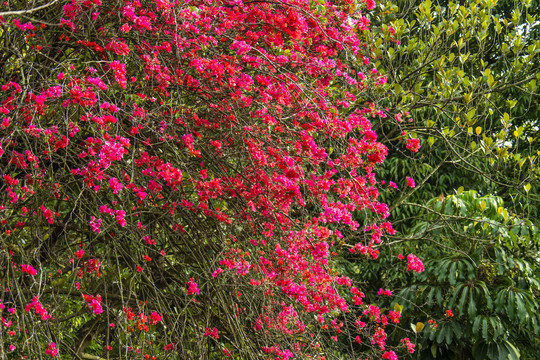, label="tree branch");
[0,0,60,17]
[81,354,107,360]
